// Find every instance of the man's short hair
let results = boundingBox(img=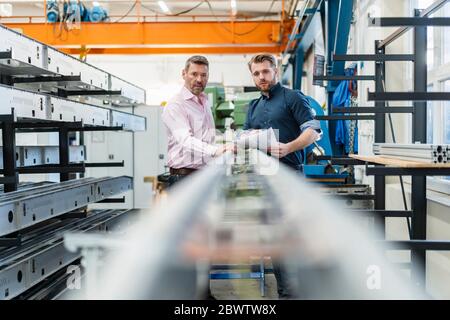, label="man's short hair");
[185,55,209,70]
[248,53,277,70]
